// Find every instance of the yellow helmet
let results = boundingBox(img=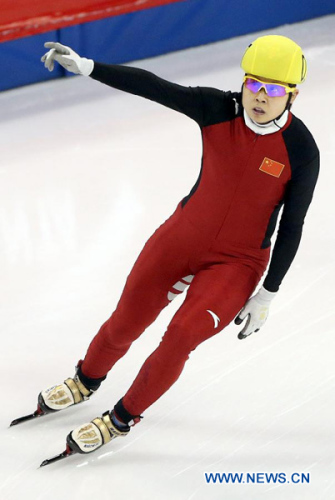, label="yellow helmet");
[241,35,307,84]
